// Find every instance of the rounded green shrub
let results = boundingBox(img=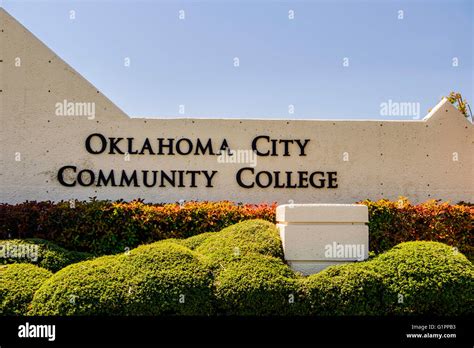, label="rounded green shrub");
[302,263,384,315]
[196,219,283,265]
[213,253,303,315]
[13,220,473,317]
[29,241,214,315]
[370,241,474,315]
[175,232,215,250]
[0,263,52,315]
[0,239,91,272]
